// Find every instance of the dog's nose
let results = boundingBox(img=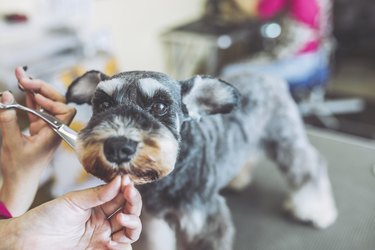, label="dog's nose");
[103,137,138,164]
